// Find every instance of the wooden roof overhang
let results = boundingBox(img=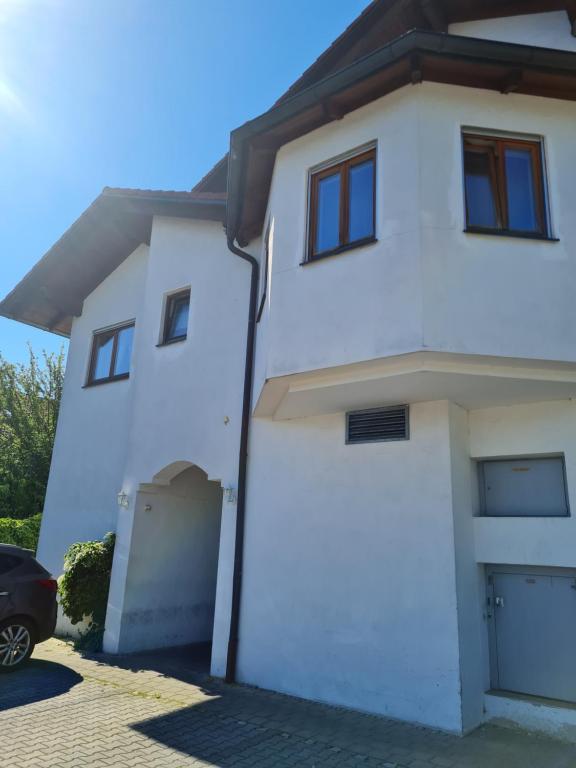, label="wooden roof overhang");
[277,1,576,102]
[0,188,226,337]
[198,0,576,196]
[227,29,576,246]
